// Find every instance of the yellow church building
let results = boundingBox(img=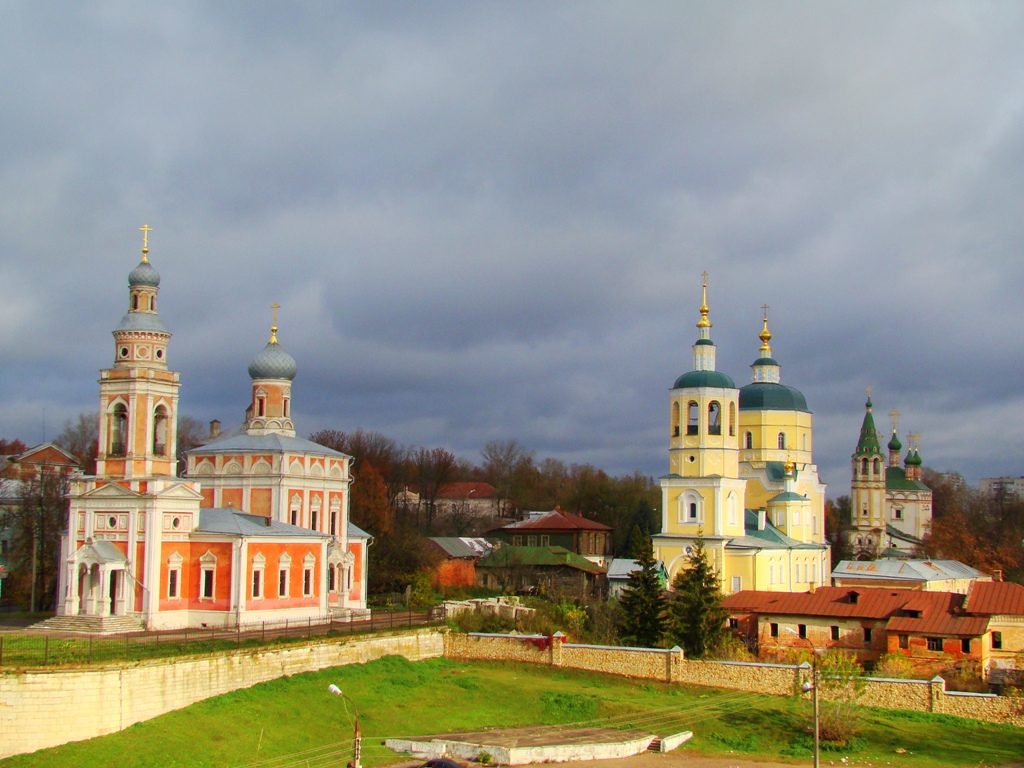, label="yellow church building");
[652,276,830,594]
